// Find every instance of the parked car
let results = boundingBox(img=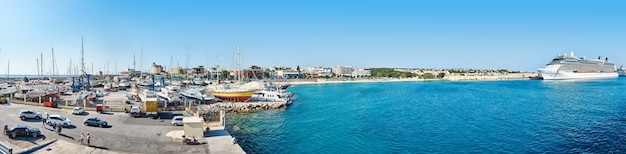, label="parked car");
[19,109,42,120]
[47,115,72,127]
[5,125,40,138]
[72,107,85,115]
[83,117,108,127]
[172,116,184,126]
